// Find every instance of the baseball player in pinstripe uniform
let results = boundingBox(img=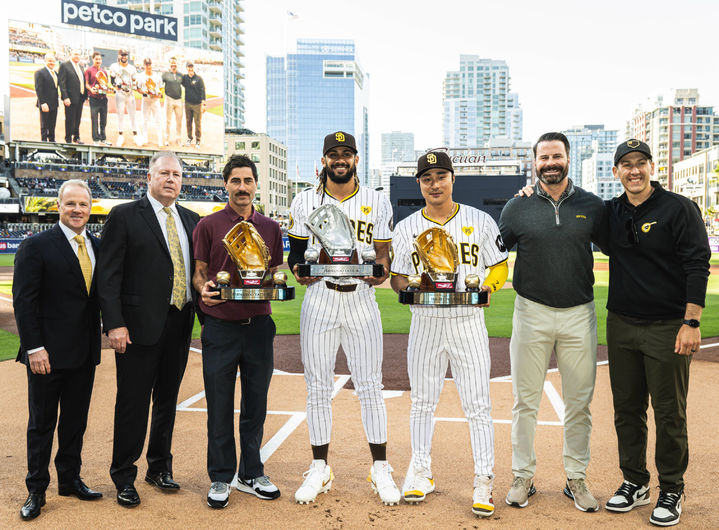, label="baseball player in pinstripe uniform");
[390,151,508,516]
[287,132,400,506]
